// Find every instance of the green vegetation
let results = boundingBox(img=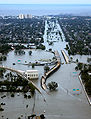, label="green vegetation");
[0,105,4,111]
[44,65,50,73]
[0,44,11,54]
[32,63,35,68]
[75,63,83,70]
[49,48,52,52]
[29,50,32,55]
[47,81,58,91]
[28,83,35,95]
[14,44,26,50]
[0,56,7,61]
[87,58,91,63]
[11,93,15,97]
[24,94,27,98]
[49,41,53,45]
[40,114,45,119]
[75,63,91,95]
[0,72,35,95]
[0,18,45,44]
[76,59,79,63]
[59,16,91,55]
[28,95,31,99]
[18,117,21,119]
[0,68,6,78]
[36,44,45,50]
[14,49,25,55]
[65,44,69,50]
